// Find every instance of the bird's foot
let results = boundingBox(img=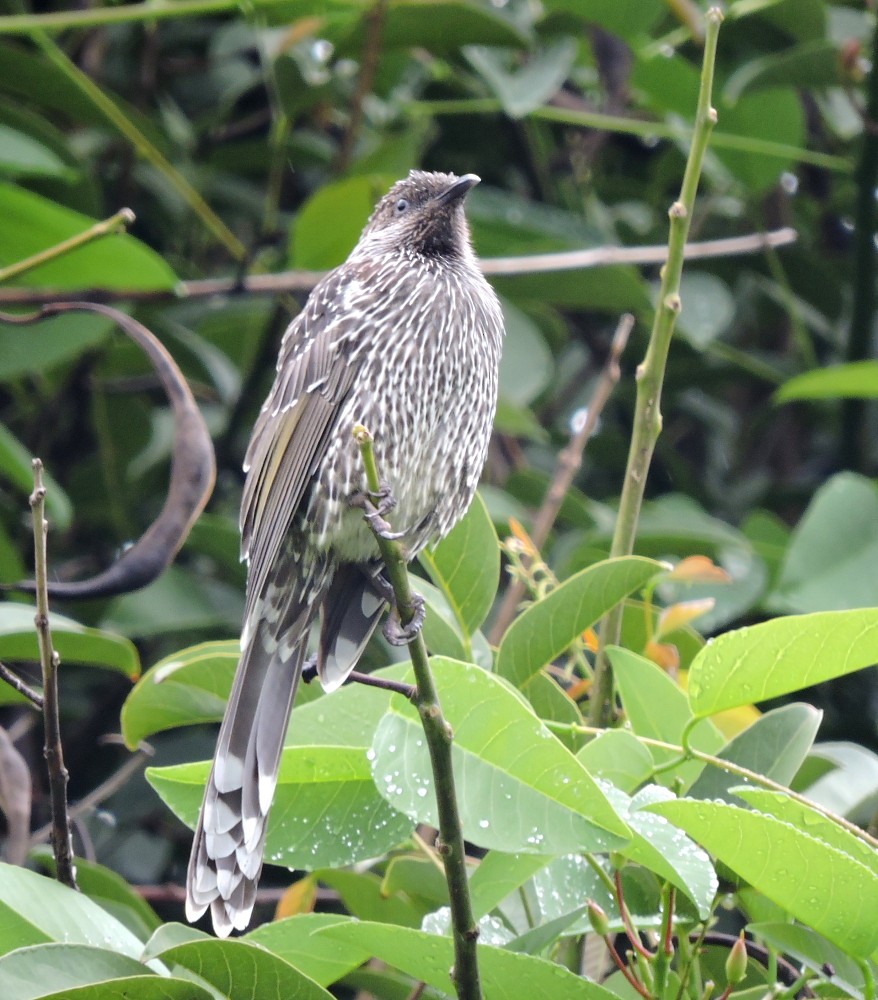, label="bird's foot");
[350,481,405,540]
[383,592,426,646]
